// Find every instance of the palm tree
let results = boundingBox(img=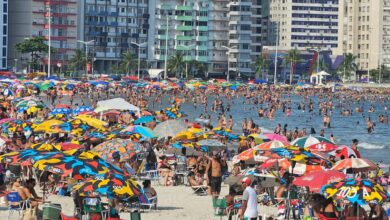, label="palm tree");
[69,49,86,75]
[252,55,269,80]
[285,49,301,84]
[168,52,185,78]
[337,53,358,82]
[120,51,136,76]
